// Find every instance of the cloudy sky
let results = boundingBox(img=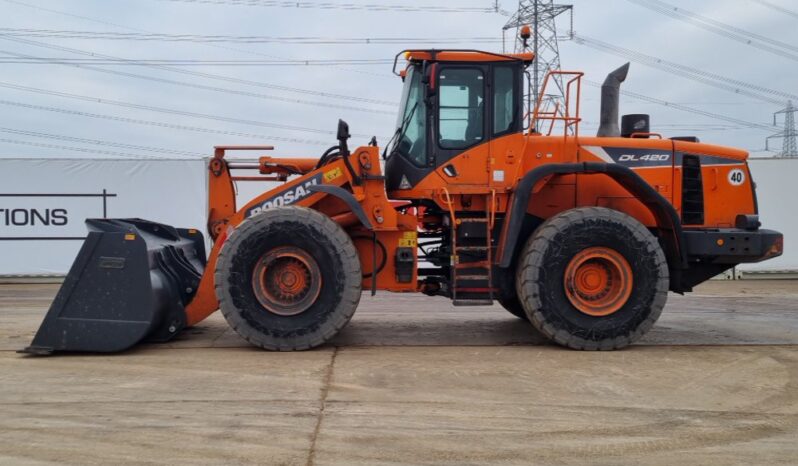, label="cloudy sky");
[0,0,796,160]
